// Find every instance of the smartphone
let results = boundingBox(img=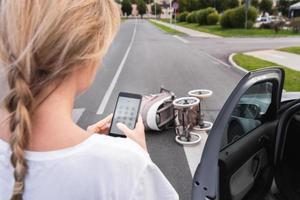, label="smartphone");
[109,92,142,137]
